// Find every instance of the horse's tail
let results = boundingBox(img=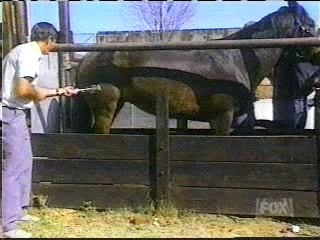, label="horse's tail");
[70,62,94,133]
[71,93,93,133]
